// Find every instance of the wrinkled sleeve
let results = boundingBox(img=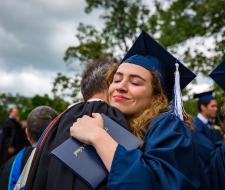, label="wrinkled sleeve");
[209,140,225,190]
[108,113,200,190]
